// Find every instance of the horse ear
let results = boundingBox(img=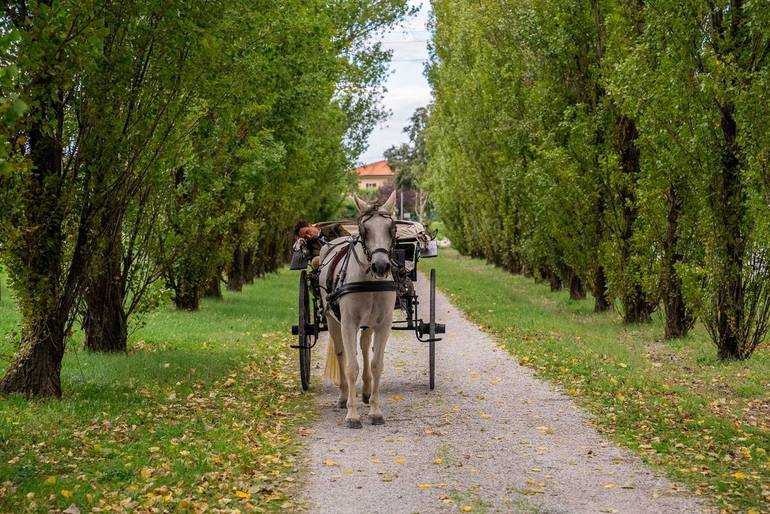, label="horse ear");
[353,195,369,213]
[381,190,397,214]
